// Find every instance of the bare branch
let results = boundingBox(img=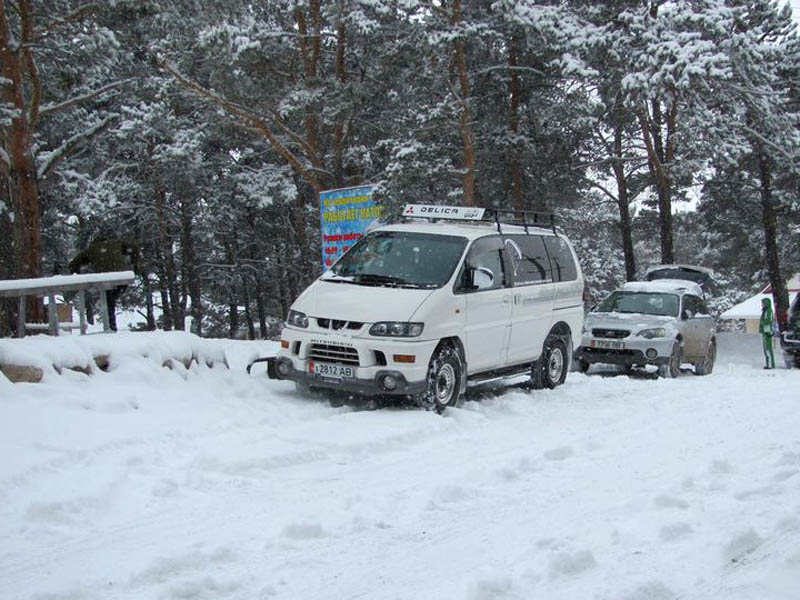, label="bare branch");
[39,79,133,117]
[588,180,619,203]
